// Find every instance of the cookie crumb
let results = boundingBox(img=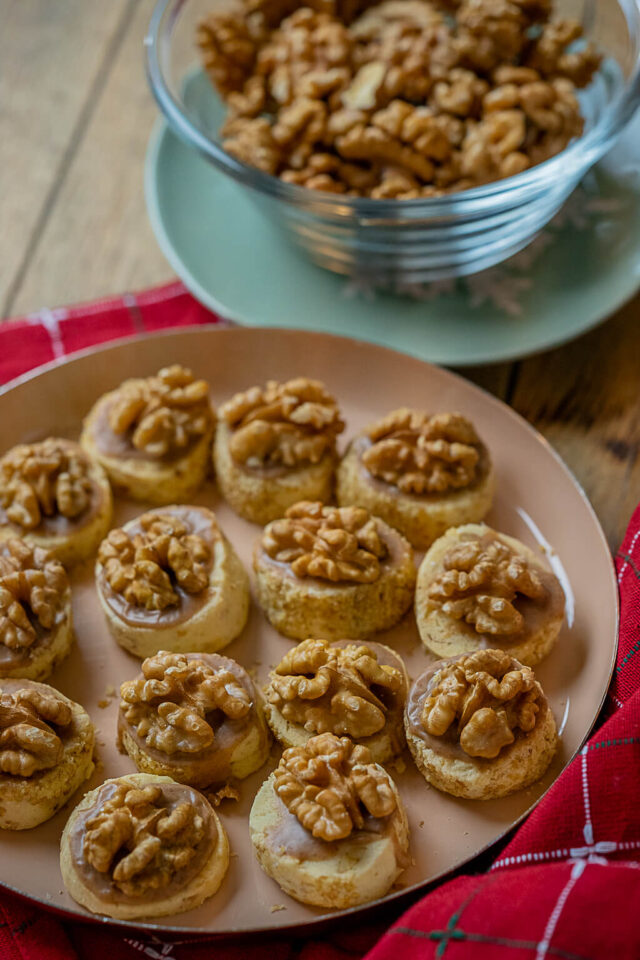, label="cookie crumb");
[419,820,424,828]
[271,904,286,913]
[205,784,240,806]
